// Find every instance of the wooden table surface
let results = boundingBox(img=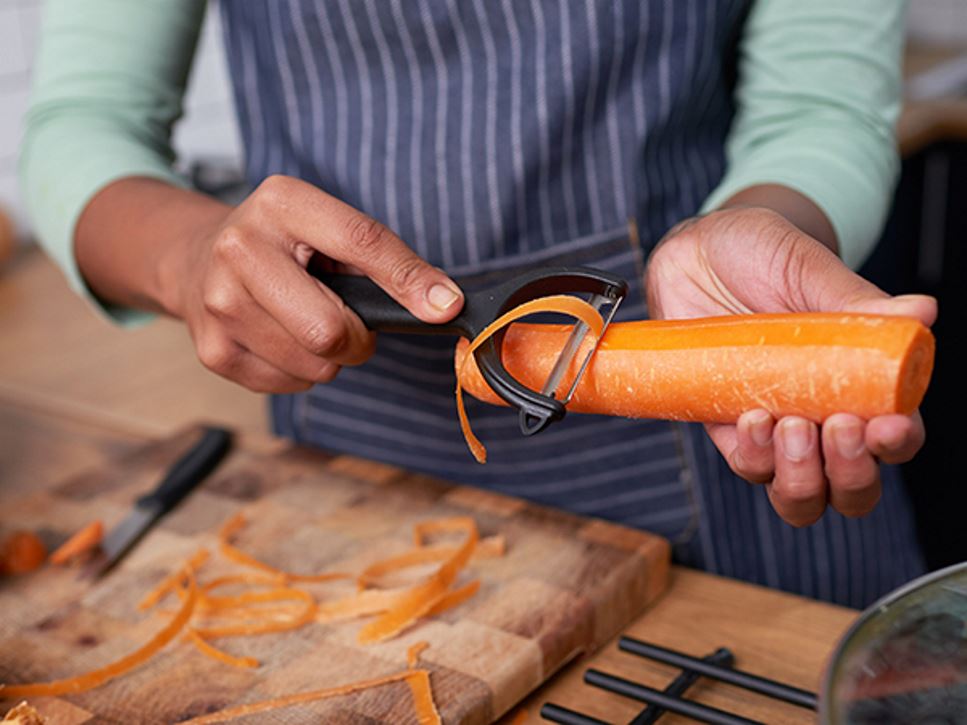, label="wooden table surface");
[0,250,859,723]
